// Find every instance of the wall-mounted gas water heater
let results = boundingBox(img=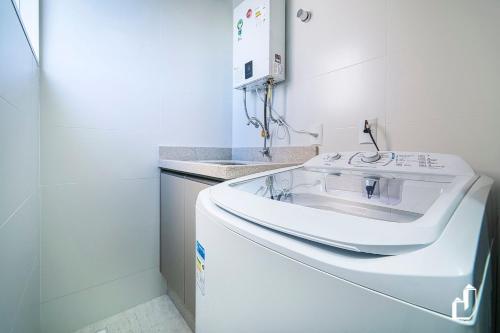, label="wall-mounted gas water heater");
[233,0,318,157]
[233,0,285,89]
